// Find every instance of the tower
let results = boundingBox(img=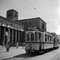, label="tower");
[6,9,18,21]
